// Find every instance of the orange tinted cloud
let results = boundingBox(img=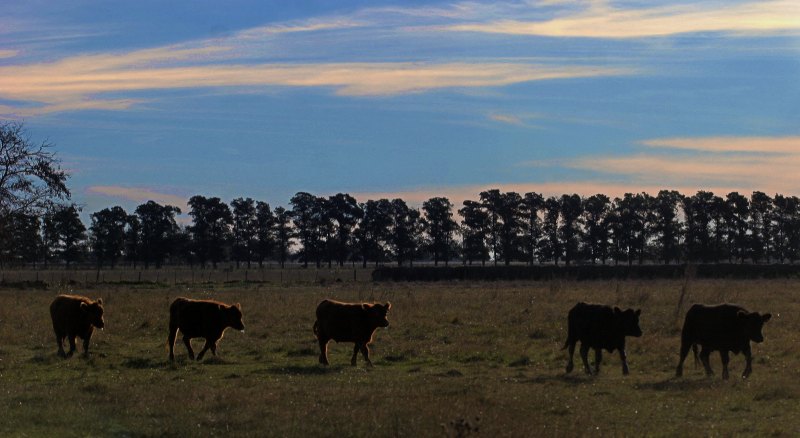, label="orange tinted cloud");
[438,1,800,39]
[87,186,188,210]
